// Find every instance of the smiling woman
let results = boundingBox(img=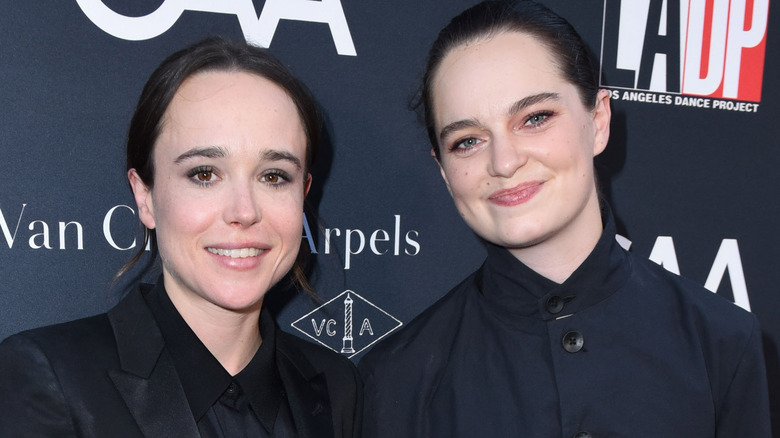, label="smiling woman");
[431,31,610,281]
[358,1,771,437]
[129,71,311,332]
[0,37,361,438]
